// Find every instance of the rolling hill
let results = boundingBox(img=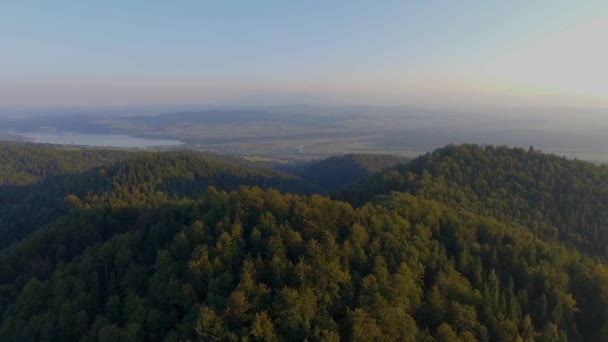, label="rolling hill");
[340,144,608,257]
[0,143,608,341]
